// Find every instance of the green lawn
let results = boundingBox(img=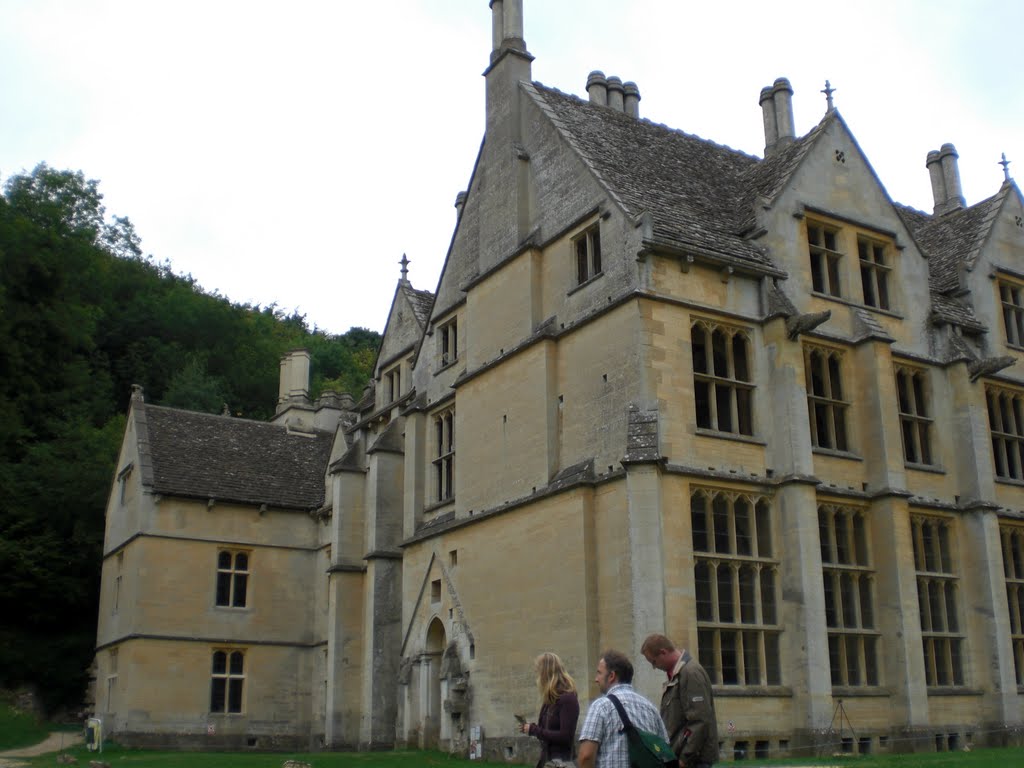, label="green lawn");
[0,700,54,751]
[9,744,1024,768]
